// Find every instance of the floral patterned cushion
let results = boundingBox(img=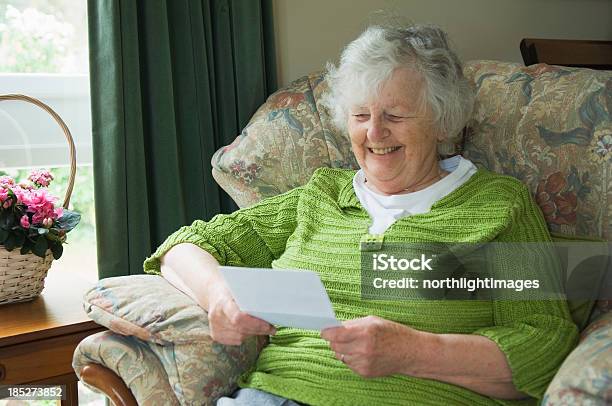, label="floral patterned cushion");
[83,275,211,344]
[549,233,610,330]
[73,331,180,406]
[79,275,267,405]
[542,310,612,405]
[461,61,611,314]
[462,61,611,240]
[211,71,358,208]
